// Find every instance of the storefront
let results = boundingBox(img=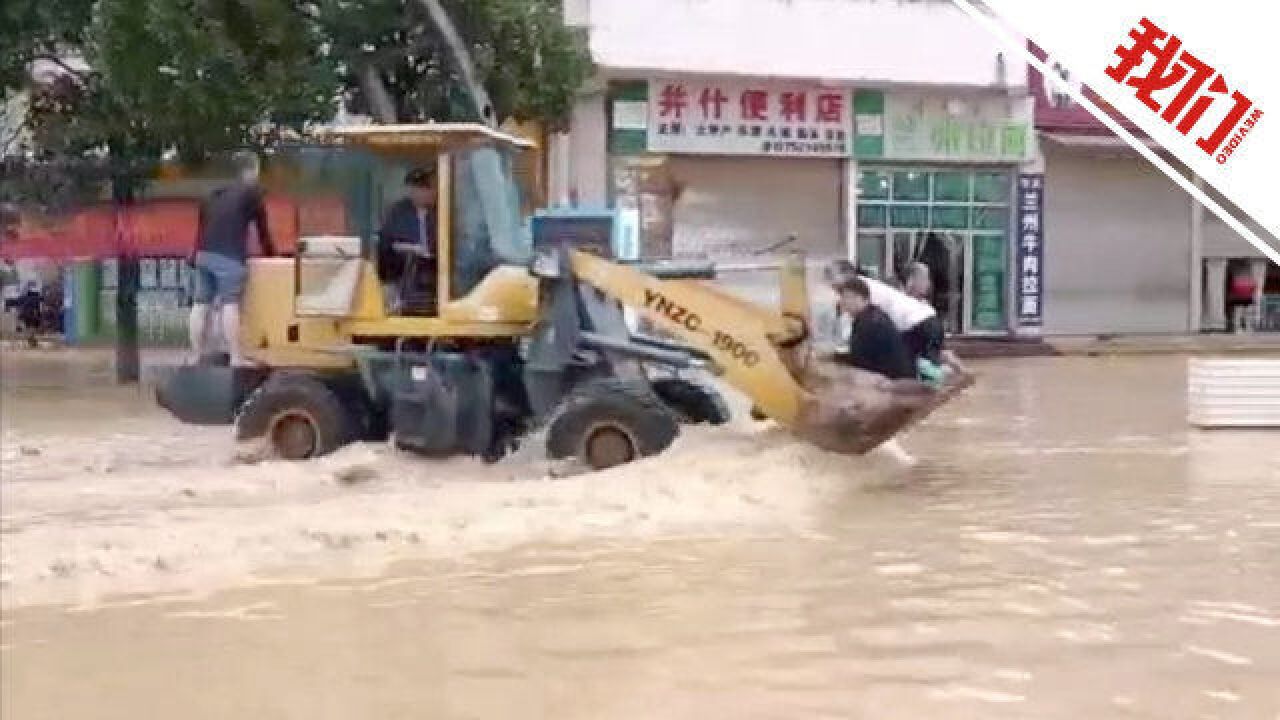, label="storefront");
[596,81,1034,338]
[1029,45,1277,335]
[851,89,1034,336]
[606,78,852,265]
[1200,209,1278,333]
